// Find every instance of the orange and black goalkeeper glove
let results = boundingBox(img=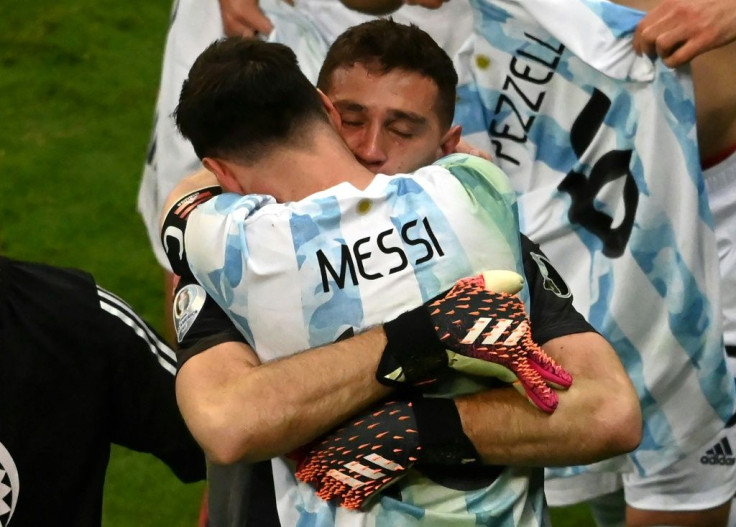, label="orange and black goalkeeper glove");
[295,397,478,510]
[379,271,573,413]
